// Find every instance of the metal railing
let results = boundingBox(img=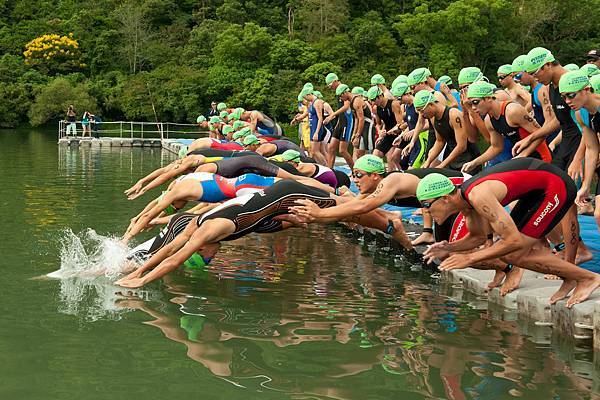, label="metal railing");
[58,120,207,141]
